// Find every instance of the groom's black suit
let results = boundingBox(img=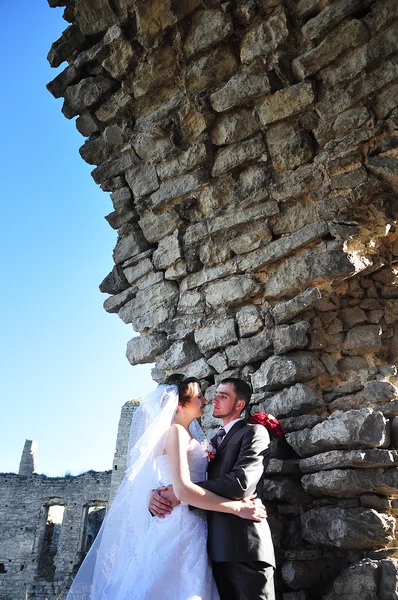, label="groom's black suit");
[199,420,275,600]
